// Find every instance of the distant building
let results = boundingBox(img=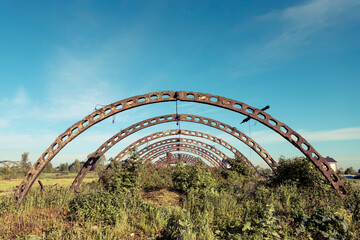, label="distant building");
[325,156,337,173]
